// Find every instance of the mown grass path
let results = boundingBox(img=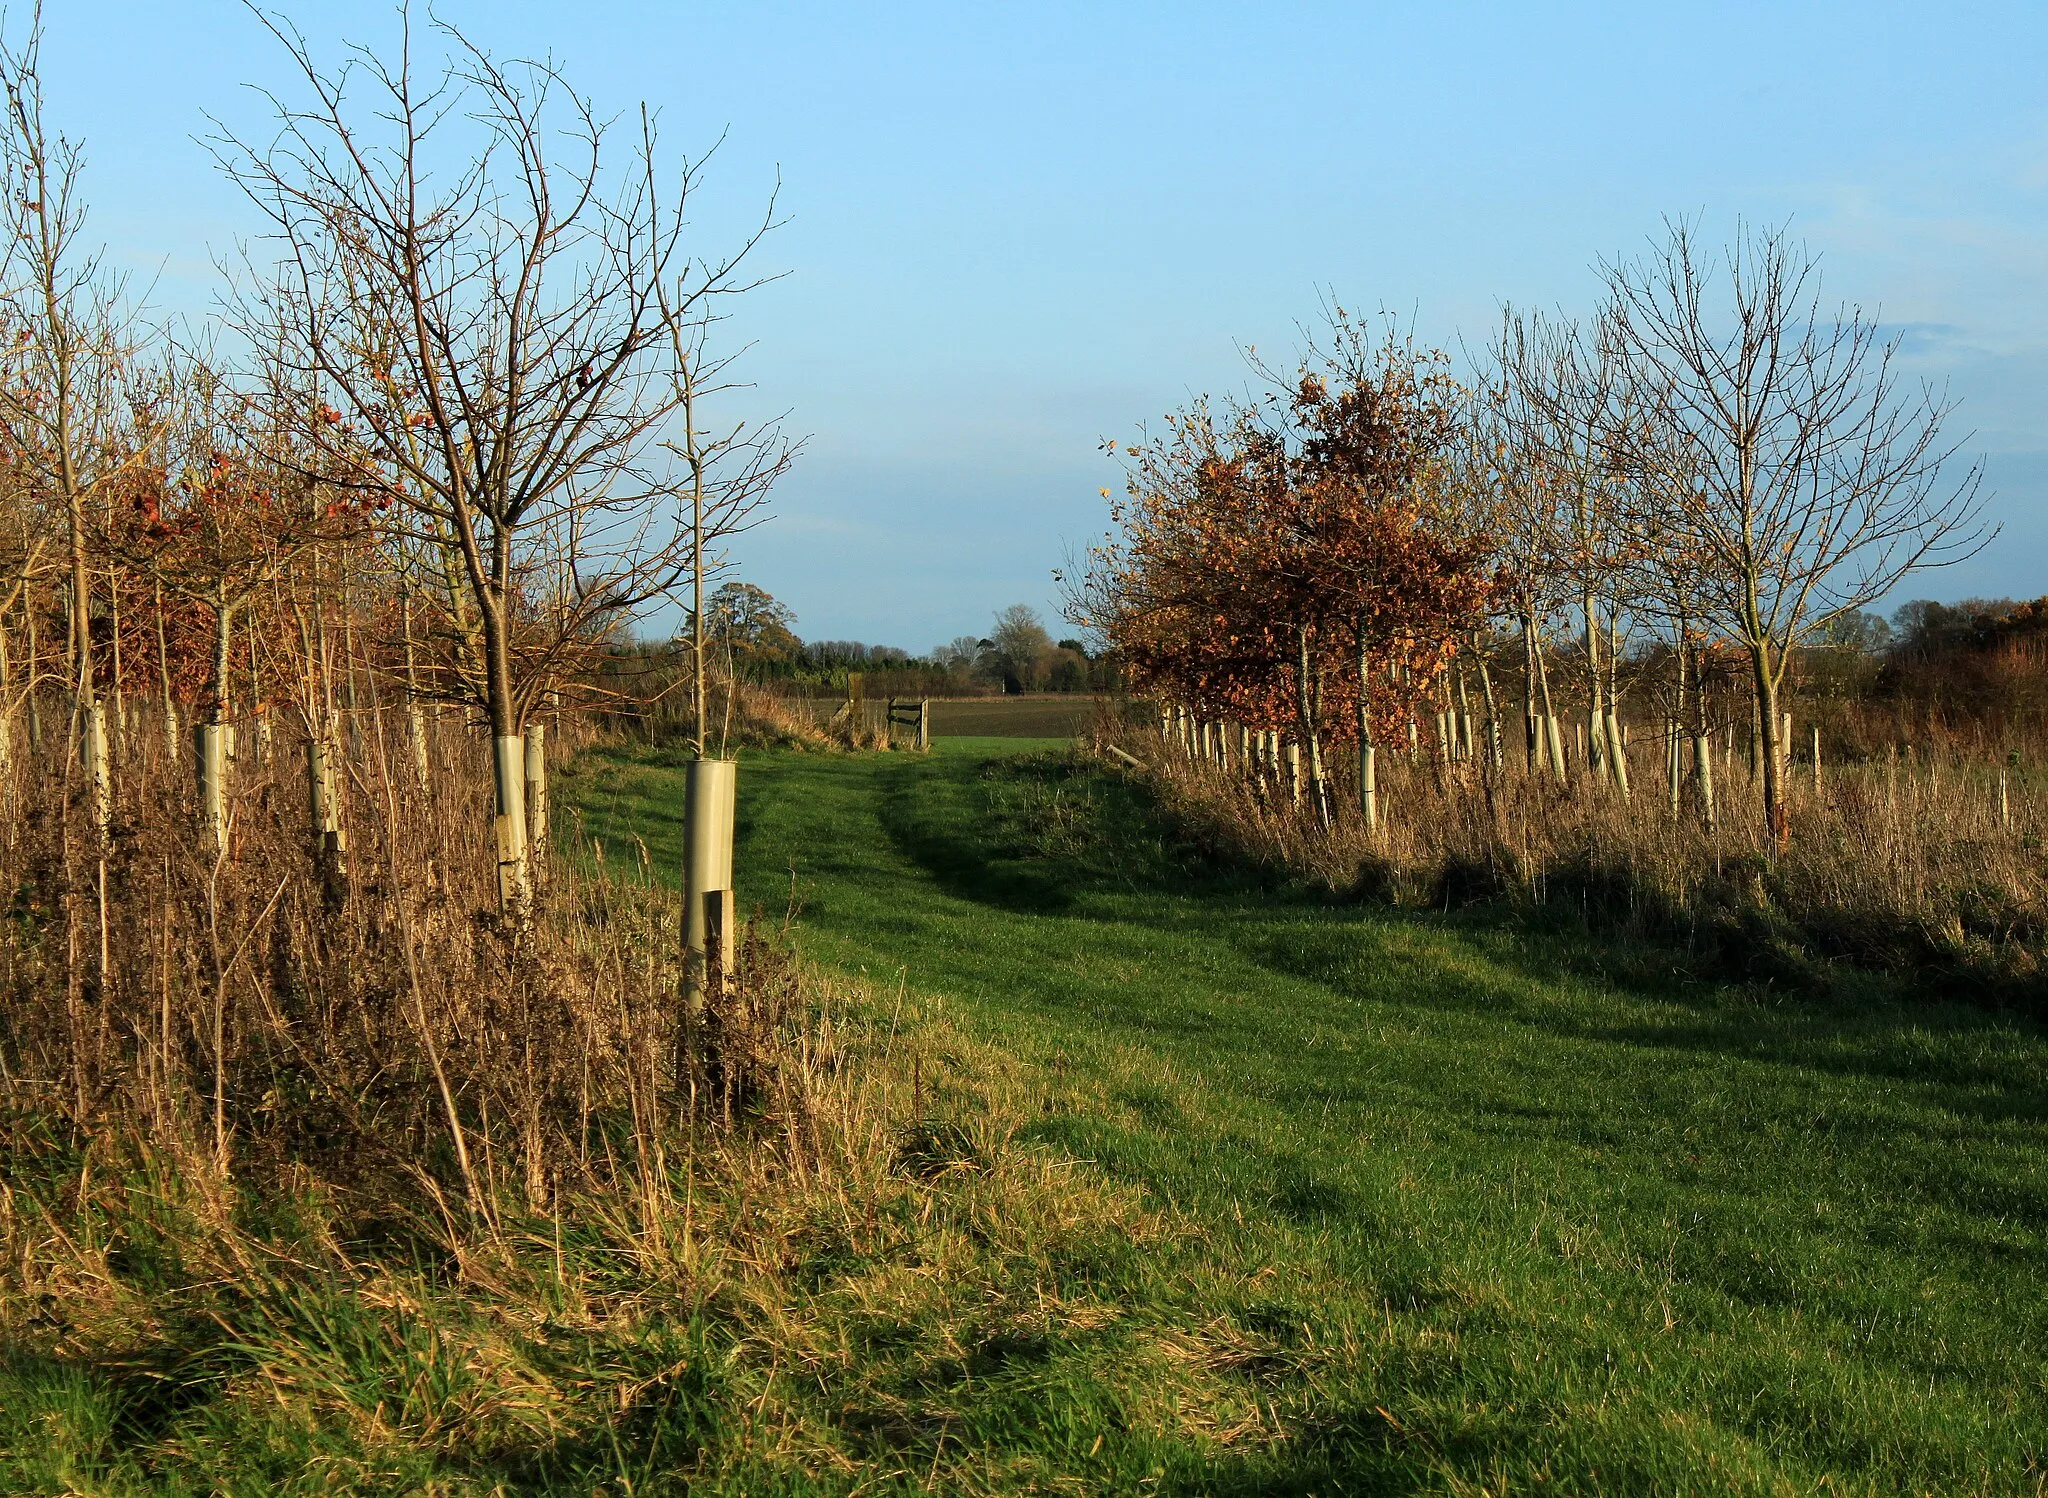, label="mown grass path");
[570,738,2048,1494]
